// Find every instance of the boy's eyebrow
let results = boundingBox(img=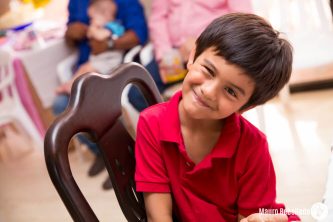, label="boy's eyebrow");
[203,59,217,73]
[204,59,246,96]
